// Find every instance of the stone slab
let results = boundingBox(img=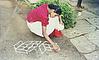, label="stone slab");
[77,11,98,20]
[70,36,96,53]
[63,20,95,38]
[85,30,99,47]
[84,51,99,60]
[86,18,99,29]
